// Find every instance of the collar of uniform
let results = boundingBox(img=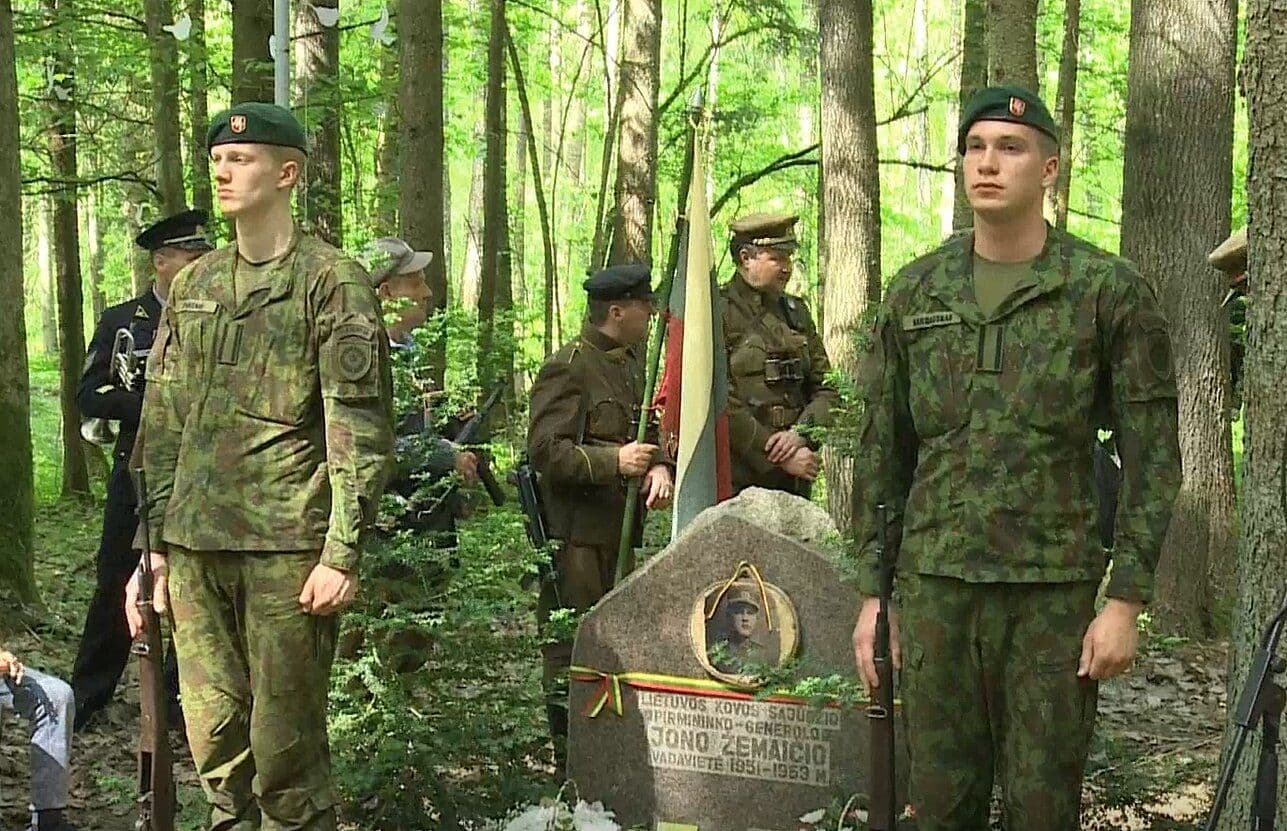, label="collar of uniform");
[922,224,1069,324]
[228,227,303,318]
[141,285,164,317]
[727,273,774,313]
[579,320,630,358]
